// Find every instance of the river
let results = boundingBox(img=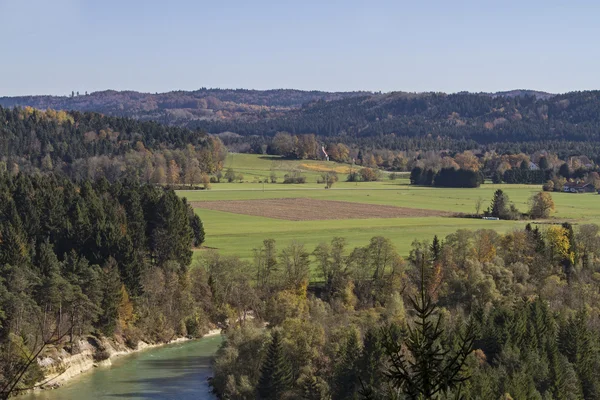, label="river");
[22,335,224,400]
